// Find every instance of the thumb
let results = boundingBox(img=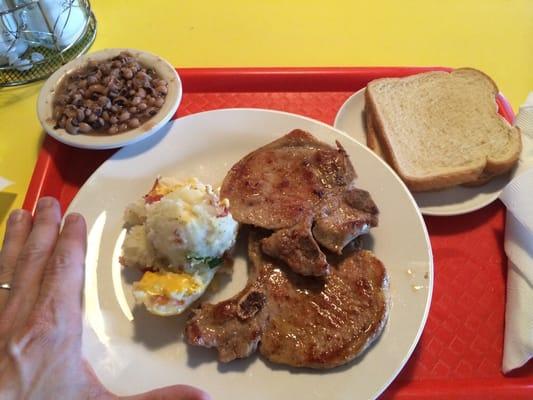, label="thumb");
[122,384,211,400]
